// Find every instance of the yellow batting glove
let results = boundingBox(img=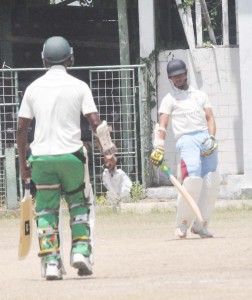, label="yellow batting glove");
[150,146,165,166]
